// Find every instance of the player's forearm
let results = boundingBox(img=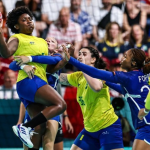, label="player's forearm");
[145,91,150,110]
[9,61,21,71]
[31,55,62,65]
[47,59,67,74]
[83,73,103,92]
[69,57,116,83]
[105,81,123,94]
